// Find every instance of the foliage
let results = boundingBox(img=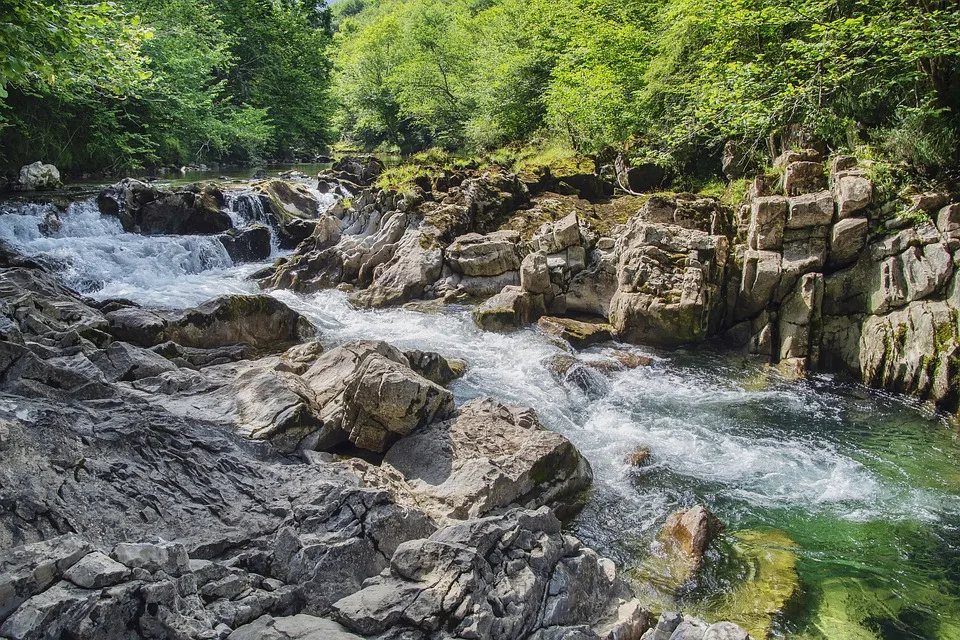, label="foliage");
[0,0,334,174]
[332,0,960,172]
